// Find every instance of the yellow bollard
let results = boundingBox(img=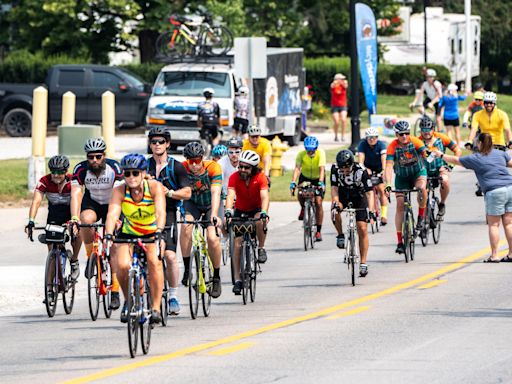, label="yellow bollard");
[270,135,289,177]
[61,91,76,126]
[102,91,116,158]
[28,86,48,191]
